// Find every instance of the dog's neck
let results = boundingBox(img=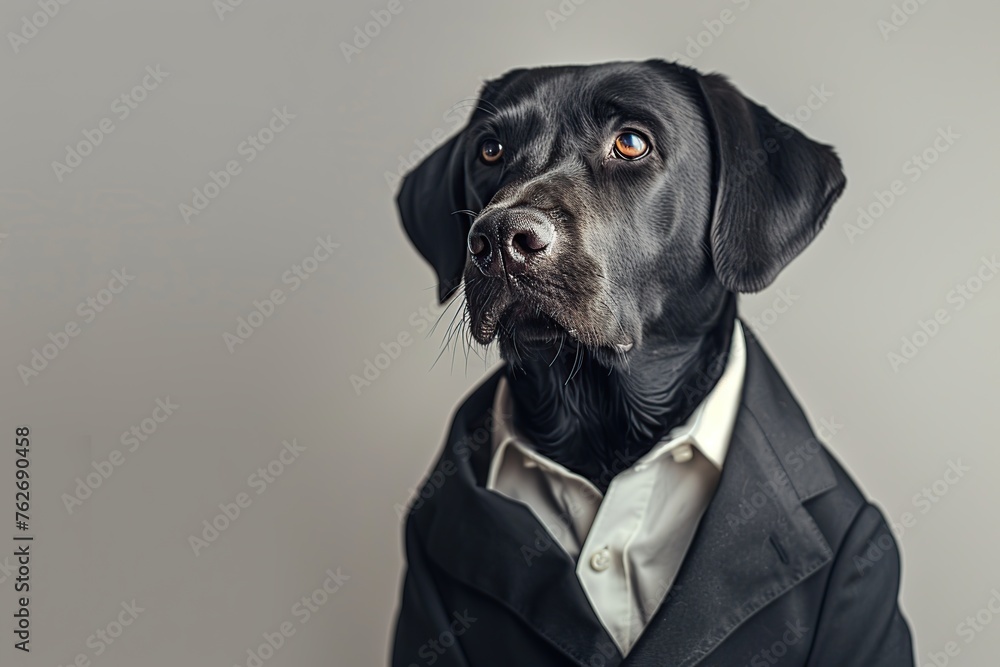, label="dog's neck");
[504,295,737,491]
